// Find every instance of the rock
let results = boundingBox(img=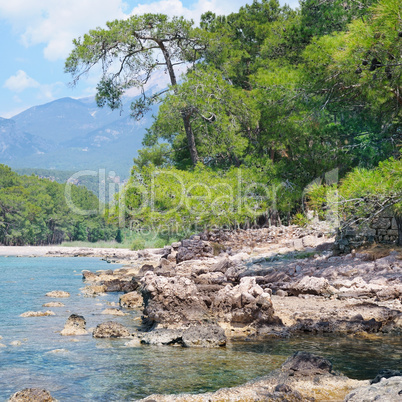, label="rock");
[370,369,402,384]
[119,292,143,308]
[281,351,332,376]
[8,388,56,401]
[124,338,142,347]
[182,325,226,347]
[10,341,22,346]
[286,276,335,297]
[176,239,214,262]
[141,272,207,325]
[101,308,127,316]
[60,314,88,336]
[92,321,131,338]
[141,328,184,346]
[45,291,70,298]
[20,311,55,317]
[276,289,288,297]
[141,325,226,348]
[345,376,402,401]
[42,302,64,307]
[81,285,107,295]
